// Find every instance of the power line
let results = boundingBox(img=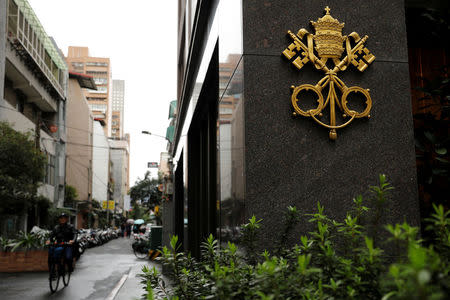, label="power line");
[68,156,110,189]
[42,137,126,151]
[65,140,111,150]
[67,156,110,189]
[0,104,117,138]
[2,104,216,155]
[66,156,109,189]
[1,105,126,195]
[66,155,90,170]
